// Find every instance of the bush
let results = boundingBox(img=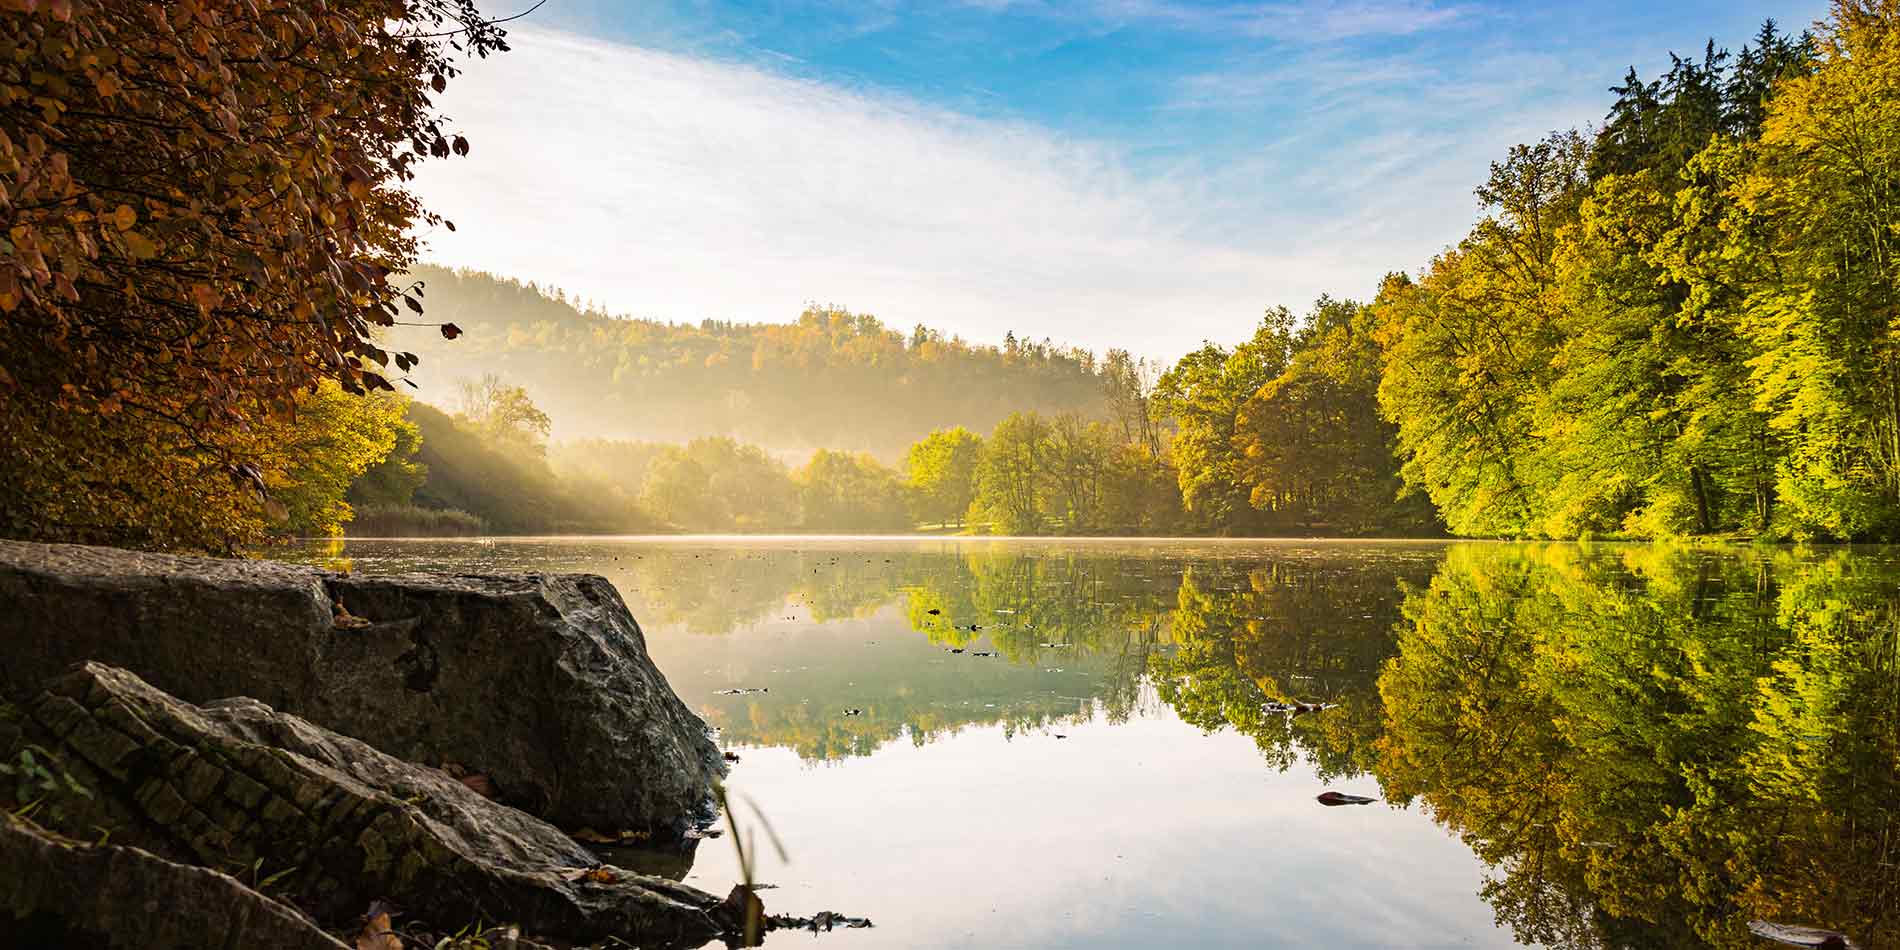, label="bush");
[347,504,487,538]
